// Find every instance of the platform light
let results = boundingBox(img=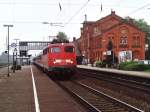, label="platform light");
[3,24,13,77]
